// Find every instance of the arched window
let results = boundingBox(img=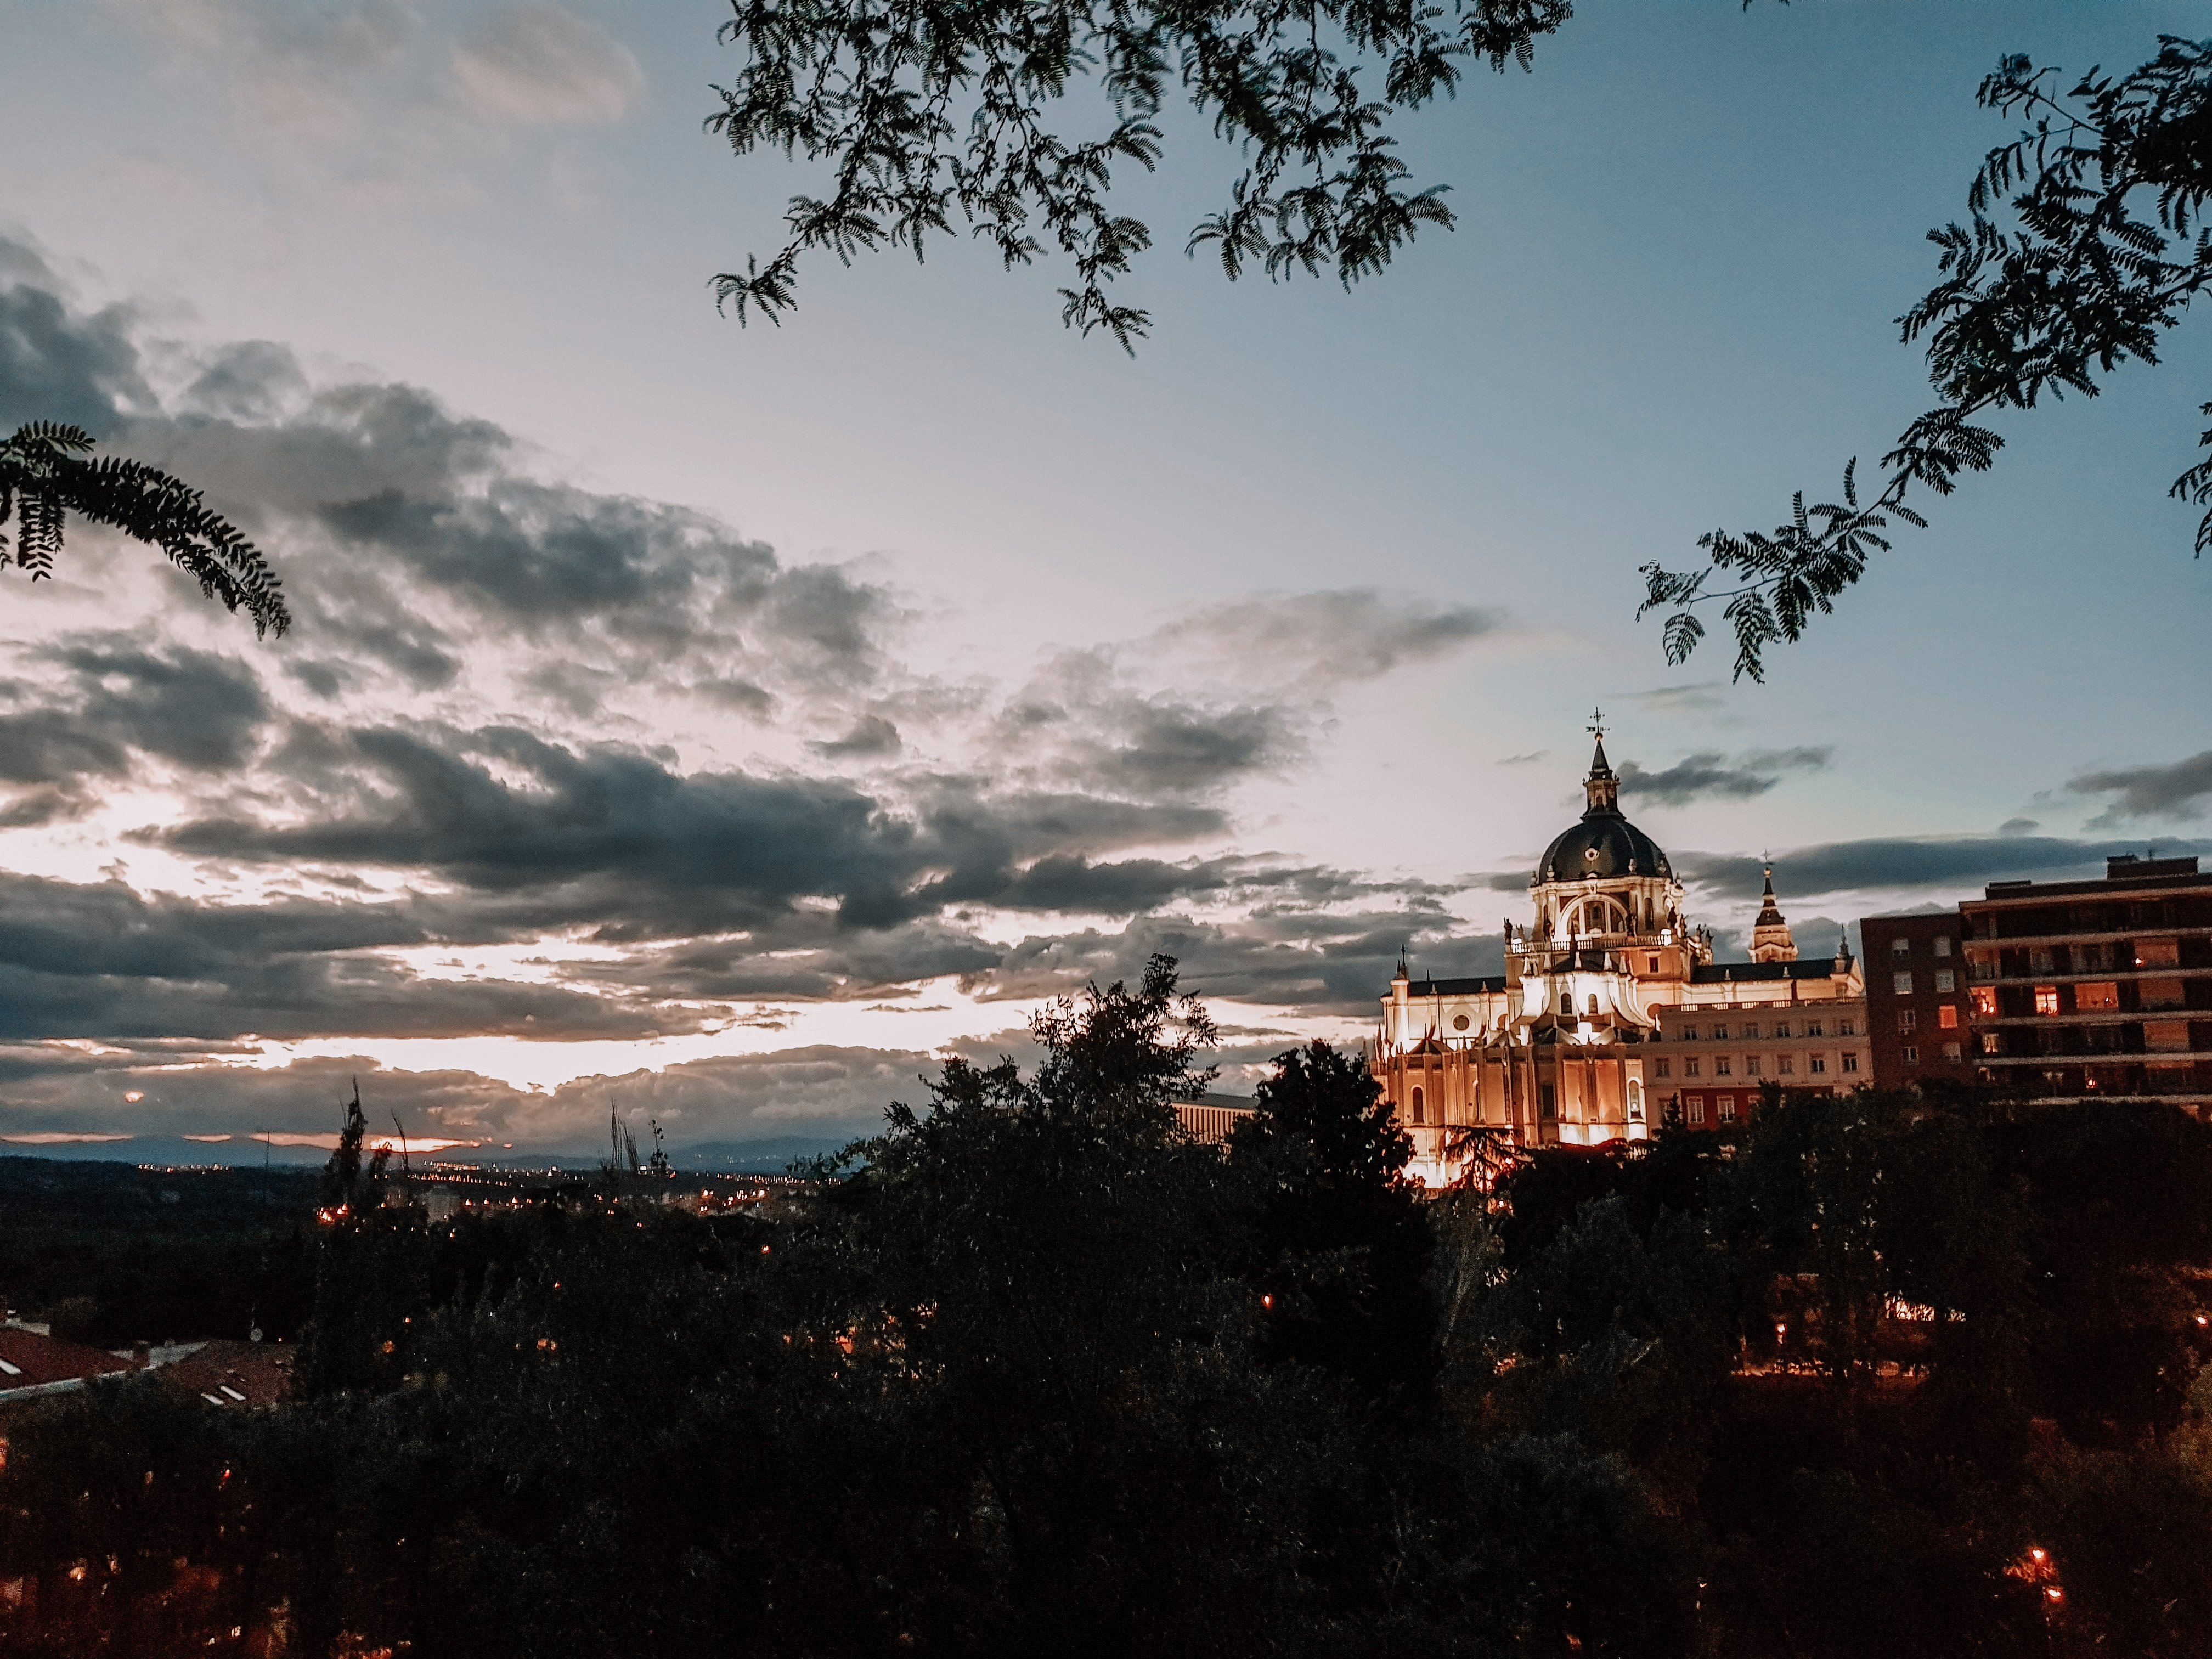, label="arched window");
[1559,992,1573,1017]
[1410,1086,1425,1125]
[1587,993,1599,1016]
[1628,1079,1645,1121]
